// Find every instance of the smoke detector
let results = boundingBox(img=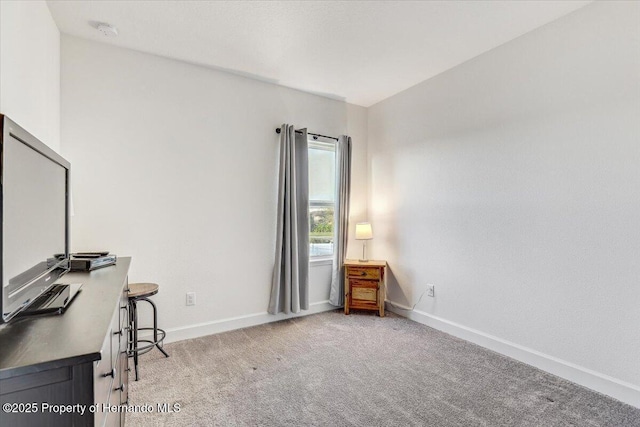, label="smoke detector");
[96,23,118,37]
